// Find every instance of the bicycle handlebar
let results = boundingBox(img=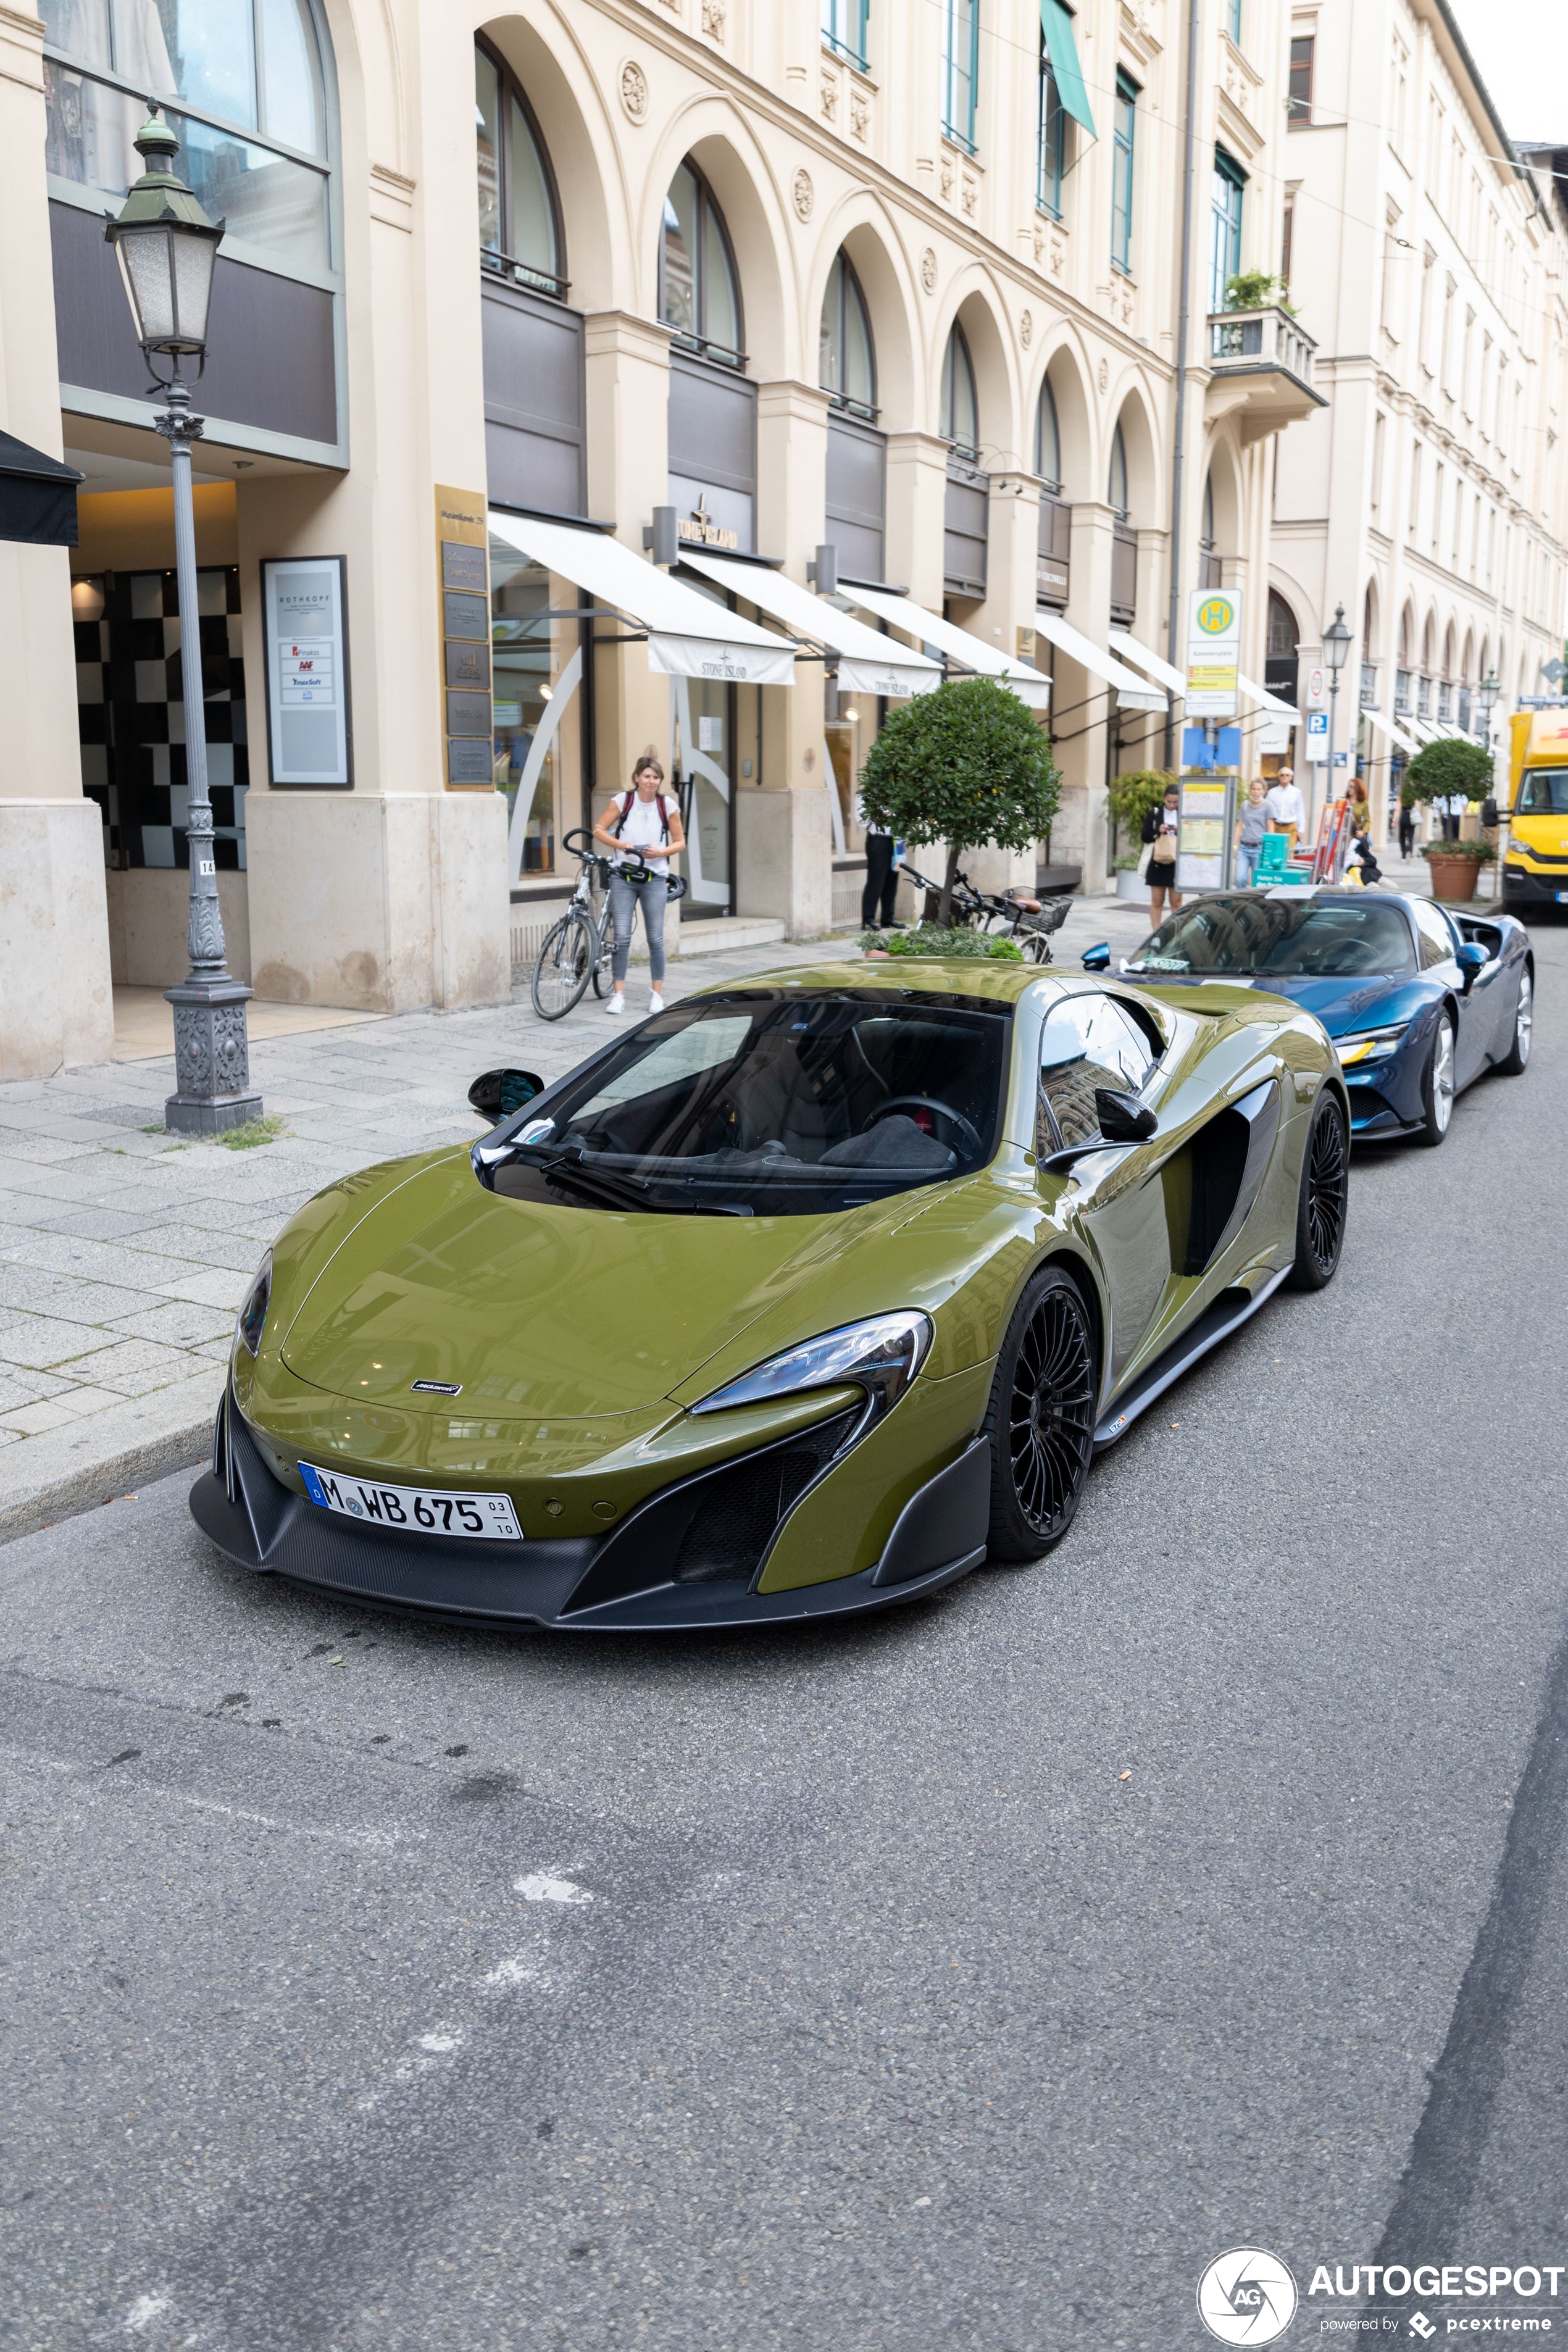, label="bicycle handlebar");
[558,828,689,899]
